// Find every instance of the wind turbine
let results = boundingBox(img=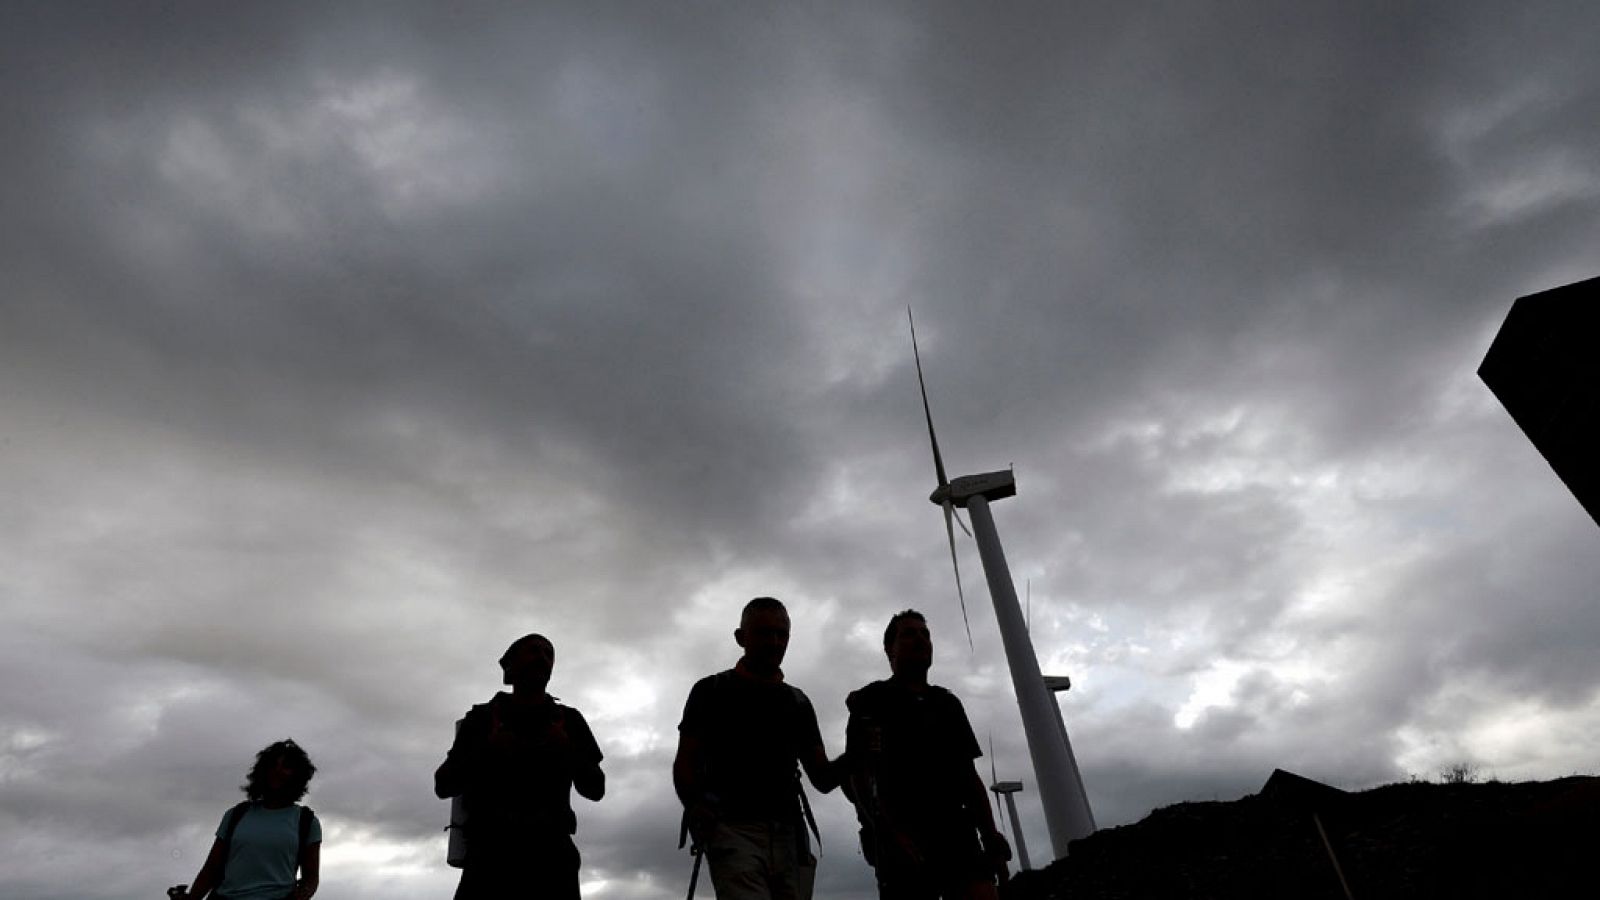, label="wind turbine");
[988,735,1032,871]
[908,309,1096,859]
[990,780,1032,871]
